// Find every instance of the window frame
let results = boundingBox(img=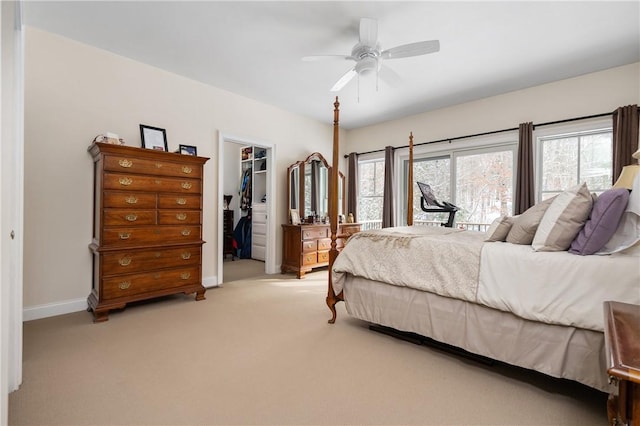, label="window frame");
[534,117,612,201]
